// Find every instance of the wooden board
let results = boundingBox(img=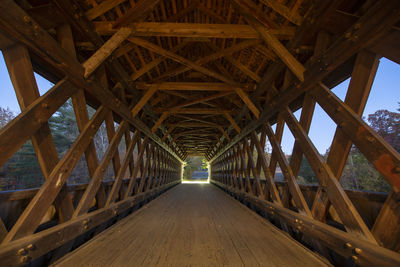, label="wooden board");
[54,184,329,266]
